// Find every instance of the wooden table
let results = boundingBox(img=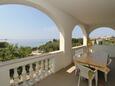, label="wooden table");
[76,54,110,74]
